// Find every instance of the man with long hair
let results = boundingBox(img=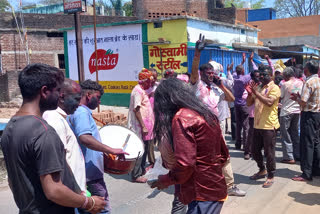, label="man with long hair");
[151,78,229,214]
